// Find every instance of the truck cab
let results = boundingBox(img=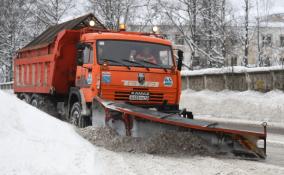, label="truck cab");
[73,32,182,117]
